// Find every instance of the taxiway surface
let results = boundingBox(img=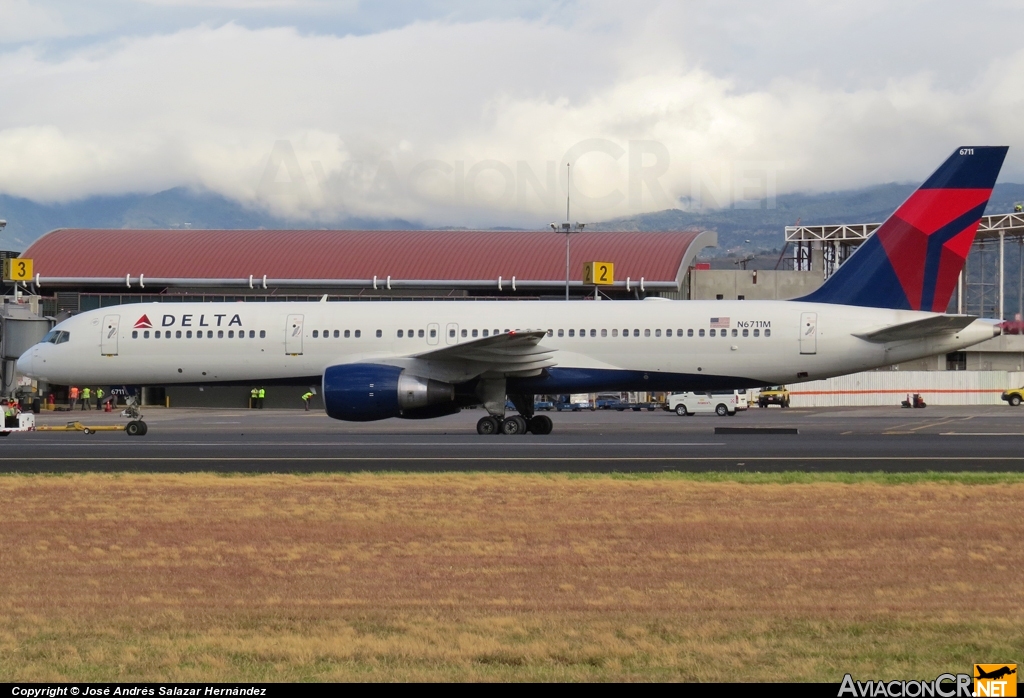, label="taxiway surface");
[3,405,1024,472]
